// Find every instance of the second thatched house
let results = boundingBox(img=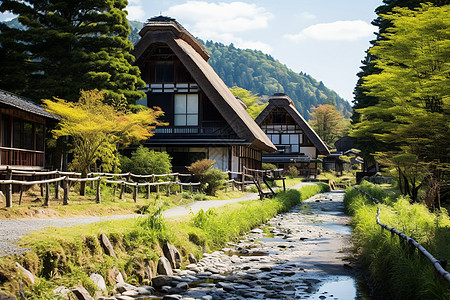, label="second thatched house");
[255,93,329,177]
